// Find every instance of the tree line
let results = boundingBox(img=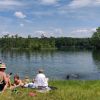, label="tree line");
[0,27,100,50]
